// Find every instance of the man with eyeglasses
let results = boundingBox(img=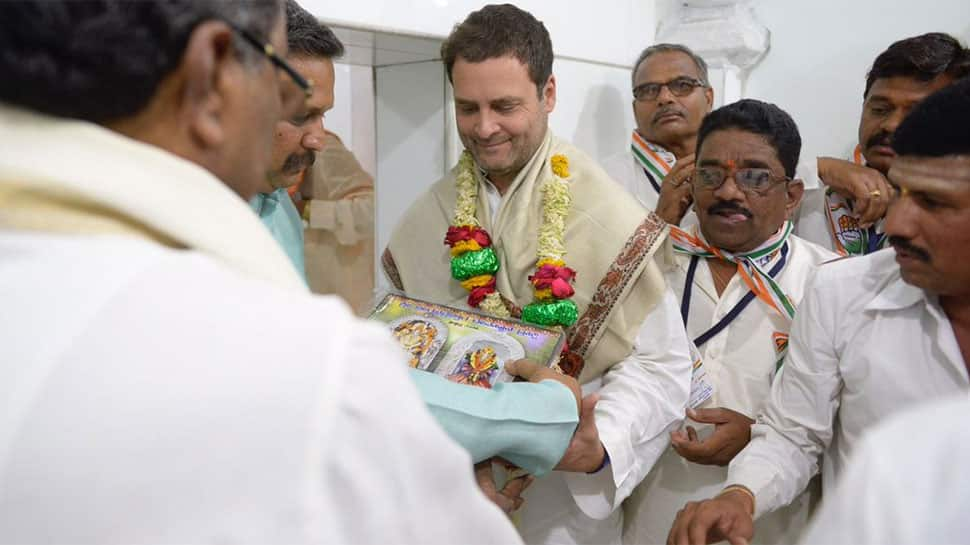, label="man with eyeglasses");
[602,43,713,227]
[623,99,836,545]
[665,80,970,545]
[0,1,527,542]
